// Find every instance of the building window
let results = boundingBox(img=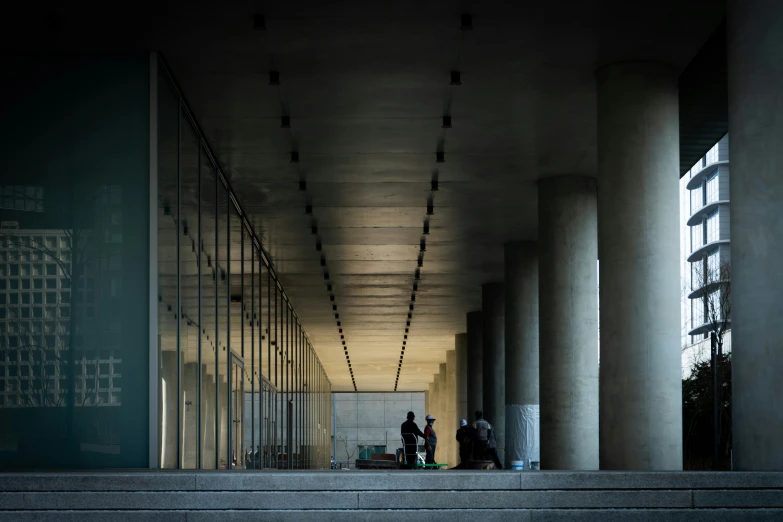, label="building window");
[692,297,705,329]
[0,186,44,213]
[706,142,720,165]
[706,172,719,204]
[706,209,720,243]
[691,222,703,251]
[691,183,704,212]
